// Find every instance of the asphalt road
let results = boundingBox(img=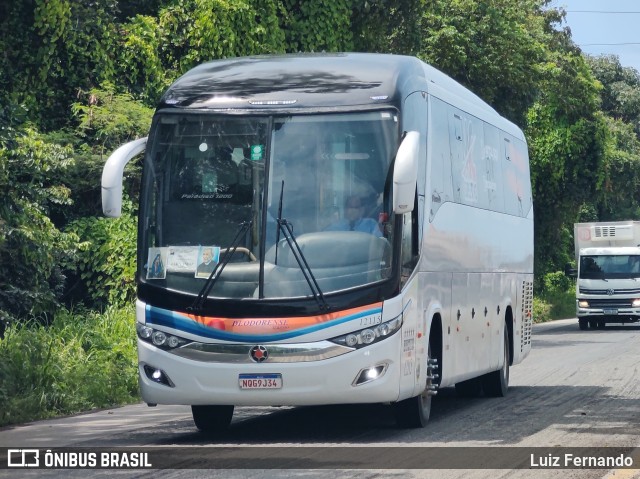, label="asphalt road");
[1,318,639,478]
